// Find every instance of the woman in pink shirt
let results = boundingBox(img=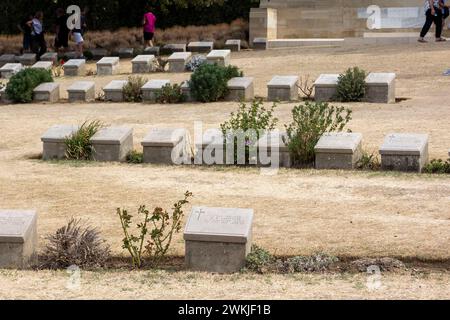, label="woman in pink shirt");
[143,7,156,48]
